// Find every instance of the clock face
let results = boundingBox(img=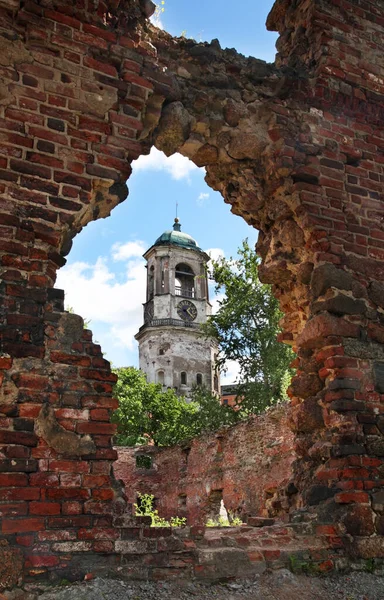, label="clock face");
[177,300,197,322]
